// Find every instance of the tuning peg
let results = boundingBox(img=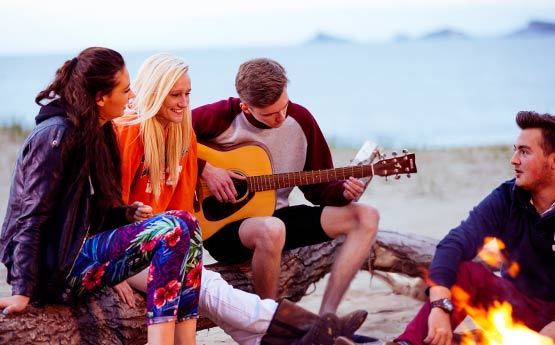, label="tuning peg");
[402,149,408,154]
[406,173,411,178]
[395,175,401,180]
[380,153,387,160]
[391,151,398,157]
